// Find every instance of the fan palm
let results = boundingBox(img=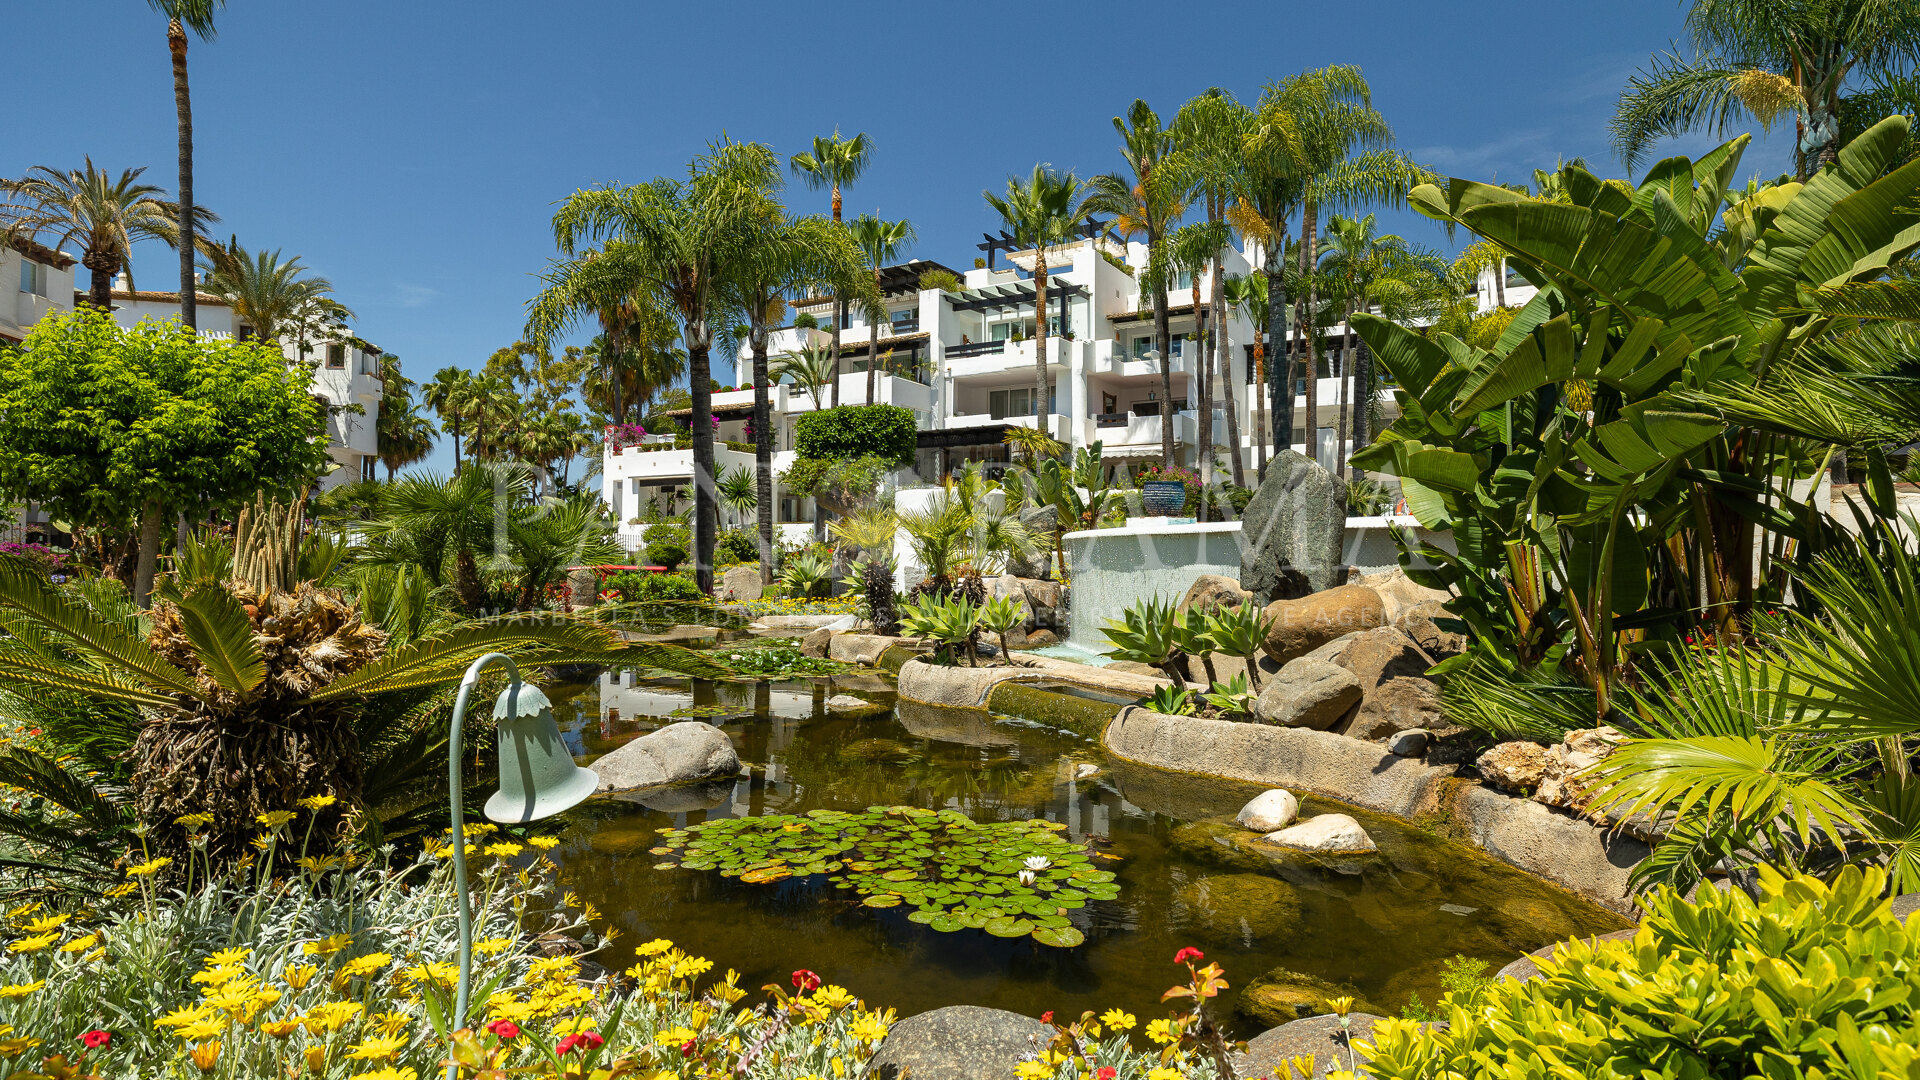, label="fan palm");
[1611,0,1920,176]
[846,214,916,404]
[1086,100,1186,465]
[377,400,437,481]
[0,160,206,310]
[790,130,874,408]
[984,166,1090,434]
[201,240,351,346]
[146,0,223,329]
[717,465,758,524]
[422,367,471,472]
